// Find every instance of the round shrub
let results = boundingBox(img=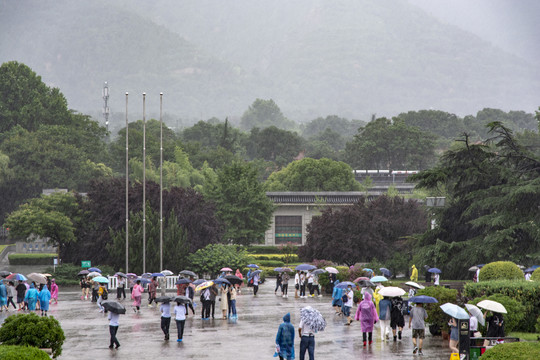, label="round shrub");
[479,261,523,281]
[416,286,458,333]
[469,294,525,333]
[481,341,540,360]
[0,313,65,358]
[530,268,540,281]
[0,345,50,360]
